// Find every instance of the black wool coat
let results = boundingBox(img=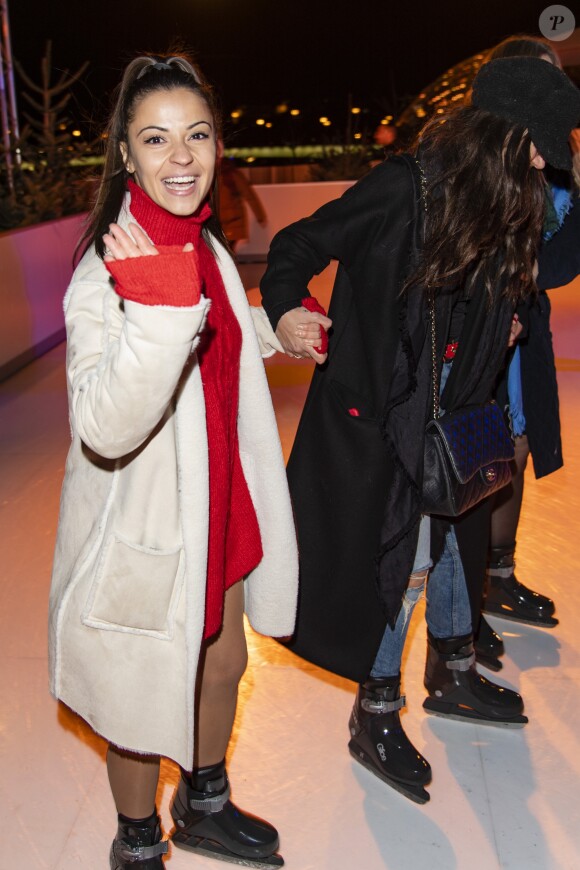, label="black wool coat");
[261,156,513,683]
